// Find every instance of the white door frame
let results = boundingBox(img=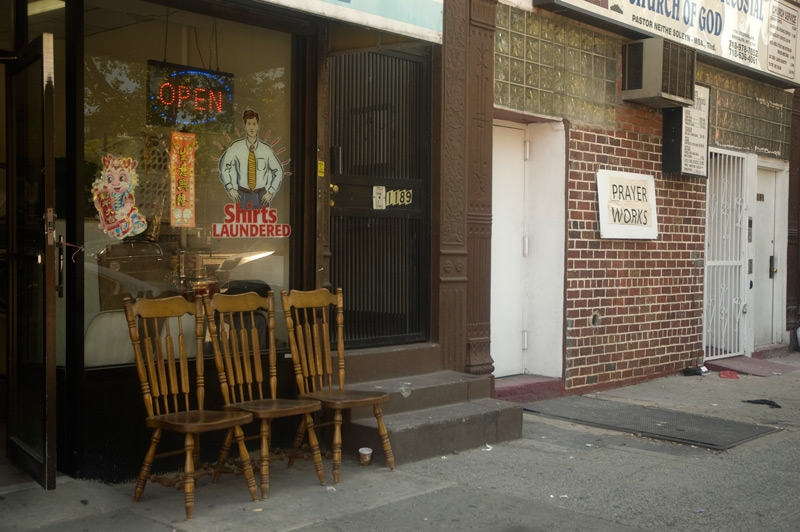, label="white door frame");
[490,119,565,378]
[746,156,790,352]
